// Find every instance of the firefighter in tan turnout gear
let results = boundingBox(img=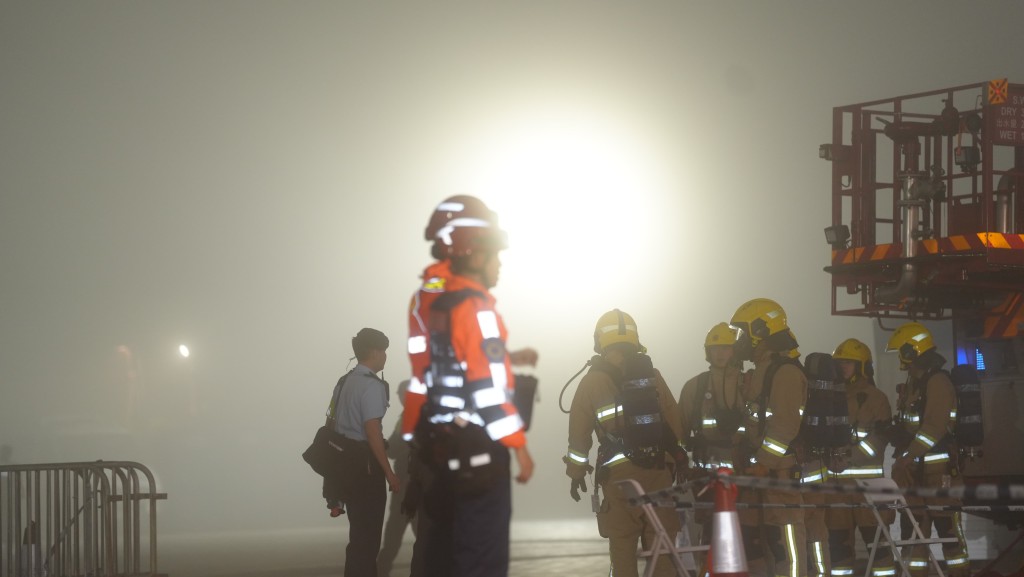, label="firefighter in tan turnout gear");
[731,298,808,577]
[886,323,970,577]
[677,322,758,569]
[564,309,687,577]
[826,338,895,577]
